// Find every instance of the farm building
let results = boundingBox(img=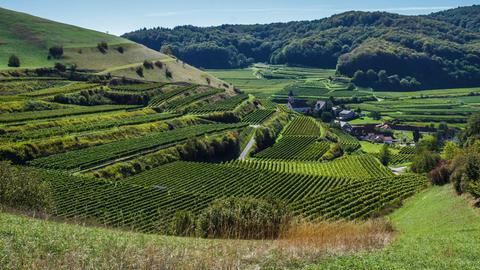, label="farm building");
[339,110,355,120]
